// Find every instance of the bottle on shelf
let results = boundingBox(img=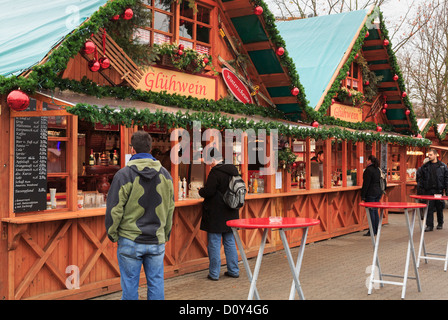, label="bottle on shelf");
[89,149,95,165]
[112,150,119,165]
